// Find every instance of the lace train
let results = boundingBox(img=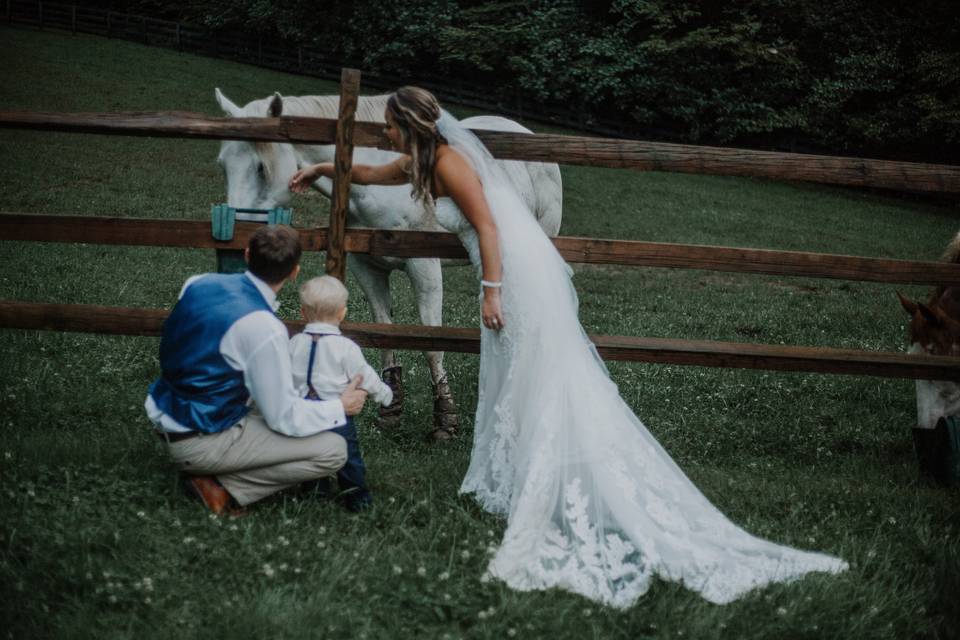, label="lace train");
[434,113,847,608]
